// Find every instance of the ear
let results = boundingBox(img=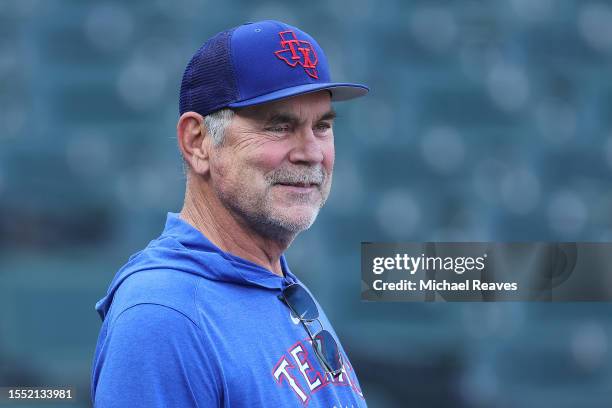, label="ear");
[177,112,210,175]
